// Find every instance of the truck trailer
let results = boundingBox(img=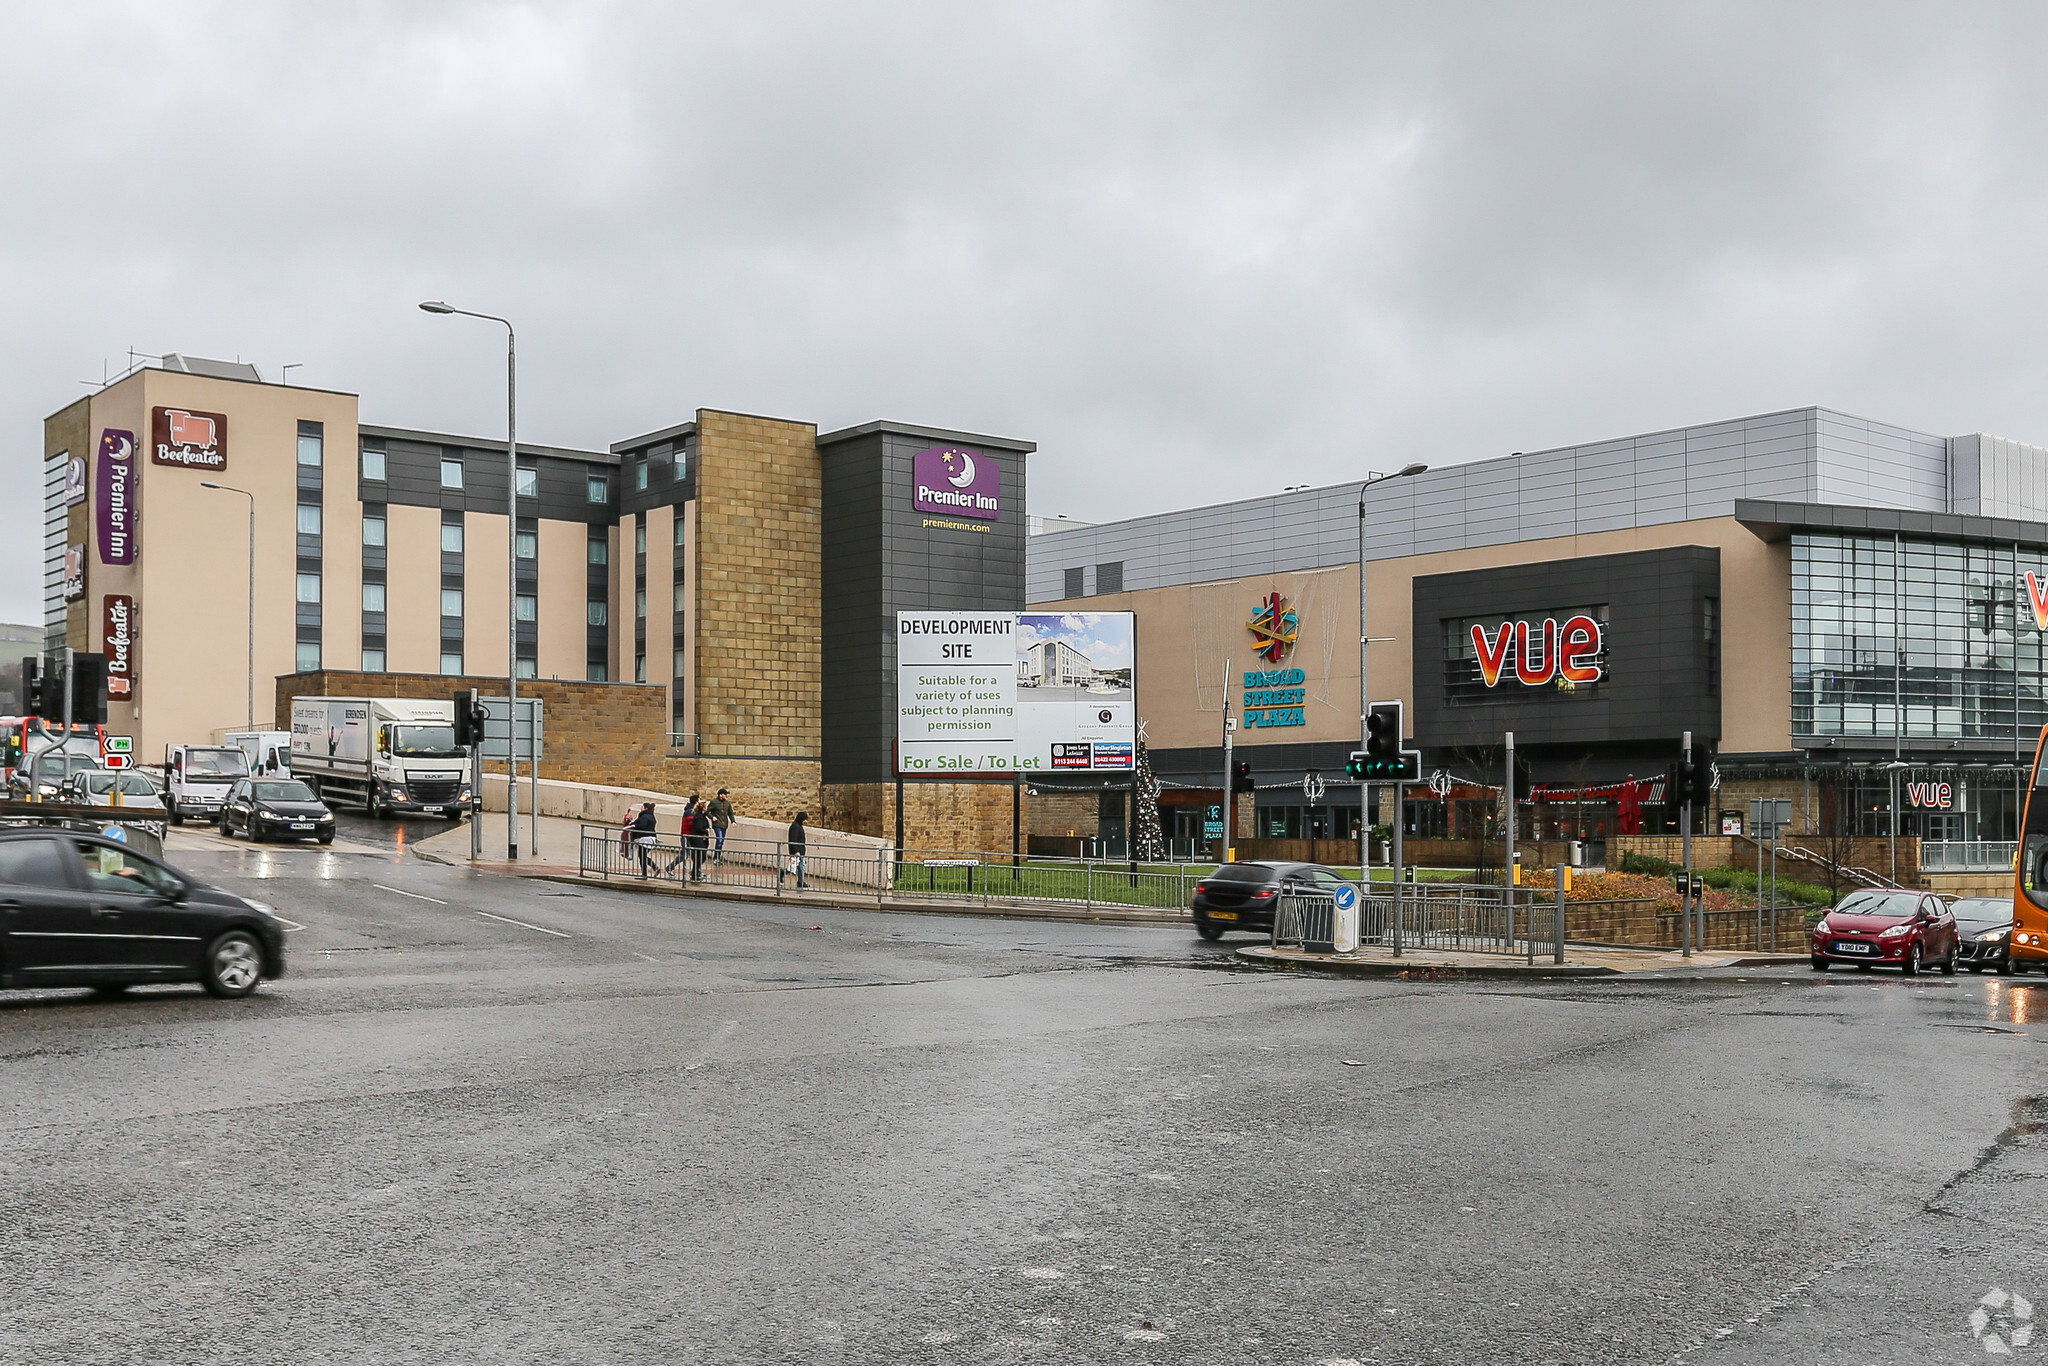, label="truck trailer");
[289,697,471,818]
